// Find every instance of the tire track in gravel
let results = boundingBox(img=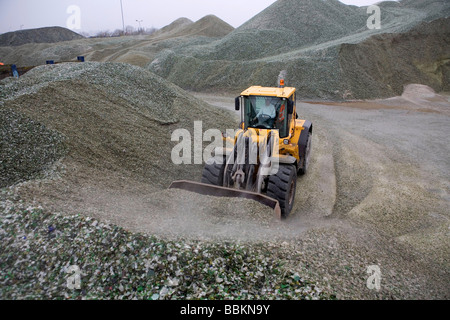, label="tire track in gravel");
[327,128,376,219]
[289,124,337,220]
